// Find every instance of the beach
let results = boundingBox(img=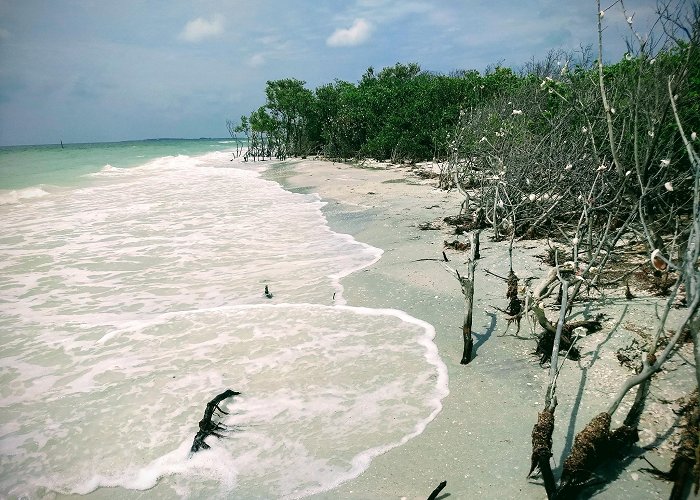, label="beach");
[264,158,697,499]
